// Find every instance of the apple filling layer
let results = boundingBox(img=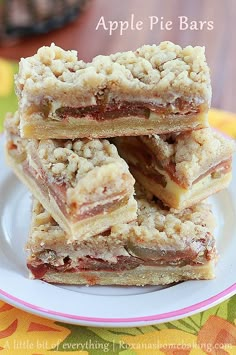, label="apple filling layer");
[33,98,200,122]
[26,189,217,285]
